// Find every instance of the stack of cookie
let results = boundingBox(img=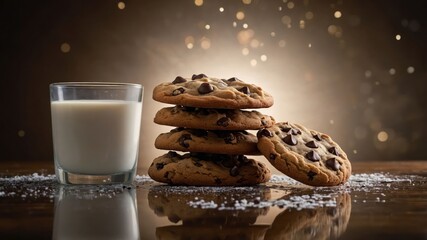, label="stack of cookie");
[148,74,275,186]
